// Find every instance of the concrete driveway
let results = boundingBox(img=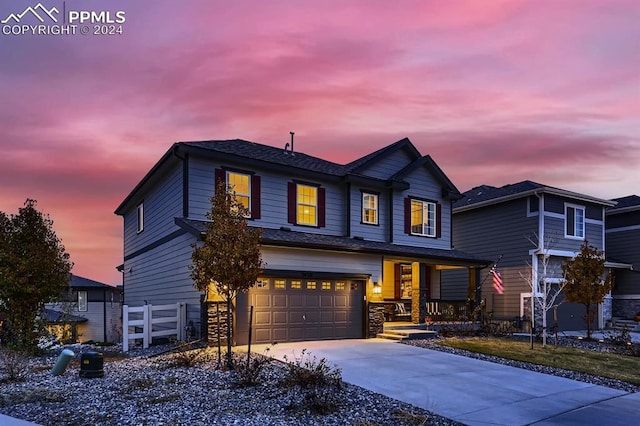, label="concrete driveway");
[246,339,640,426]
